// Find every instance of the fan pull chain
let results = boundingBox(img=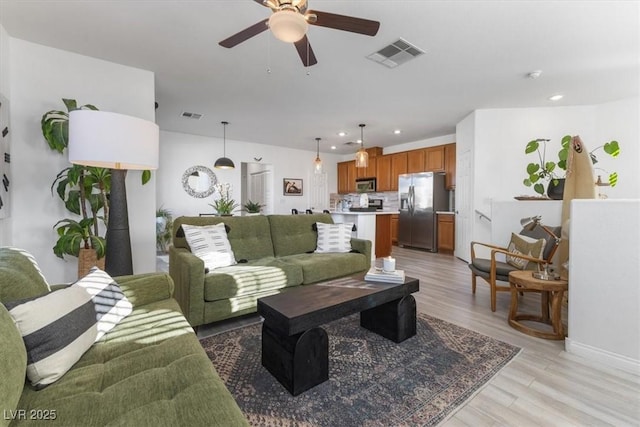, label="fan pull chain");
[266,30,272,74]
[306,37,311,76]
